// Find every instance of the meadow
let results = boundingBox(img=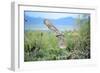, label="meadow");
[24,19,90,61]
